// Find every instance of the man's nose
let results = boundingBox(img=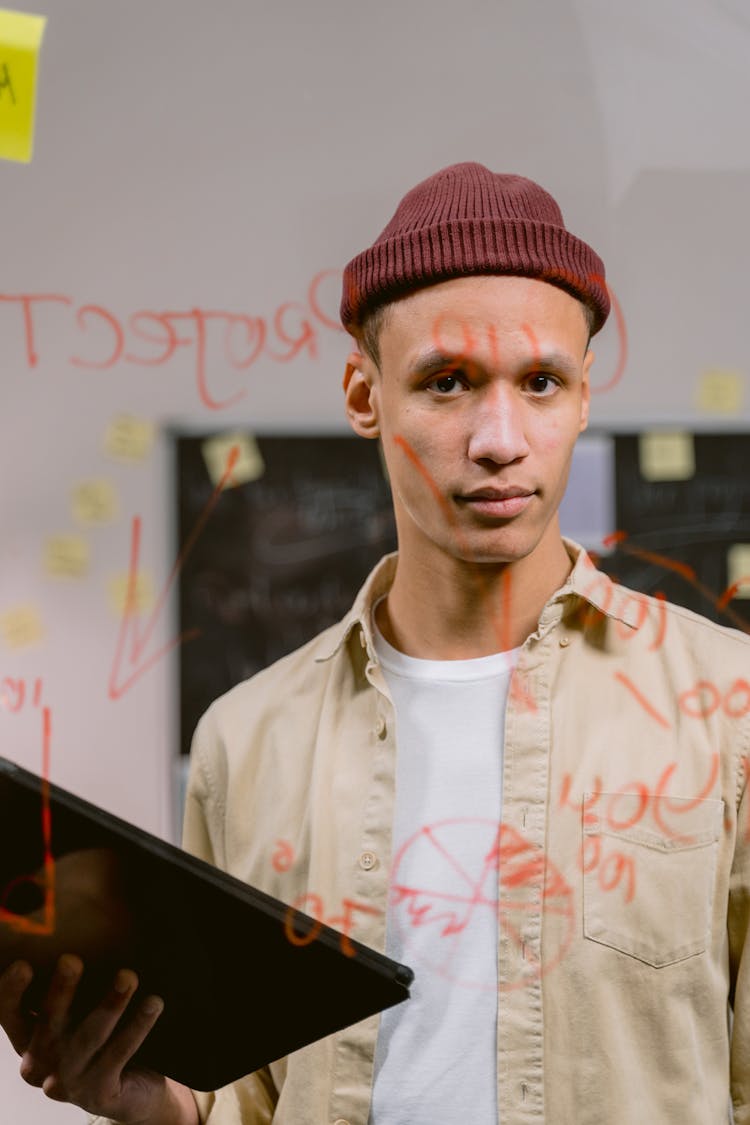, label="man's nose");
[466,385,531,465]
